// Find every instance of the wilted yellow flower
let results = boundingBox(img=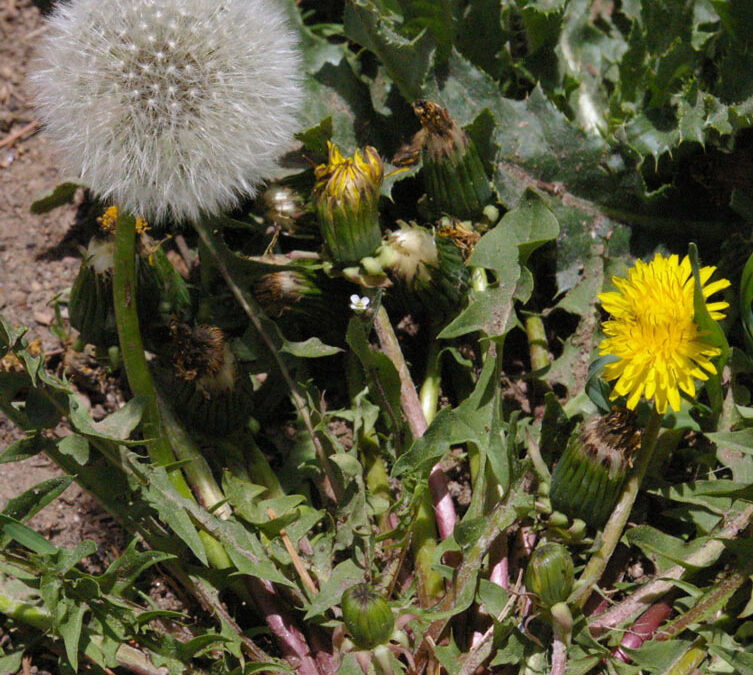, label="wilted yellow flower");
[598,253,730,414]
[314,141,383,266]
